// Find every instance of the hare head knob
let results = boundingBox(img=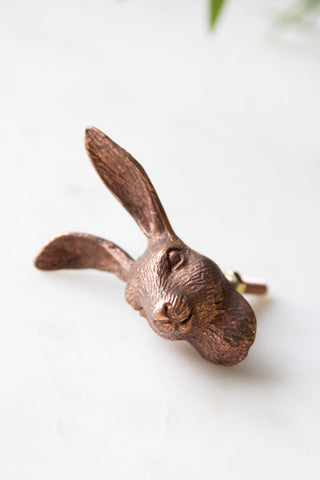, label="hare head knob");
[35,127,264,366]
